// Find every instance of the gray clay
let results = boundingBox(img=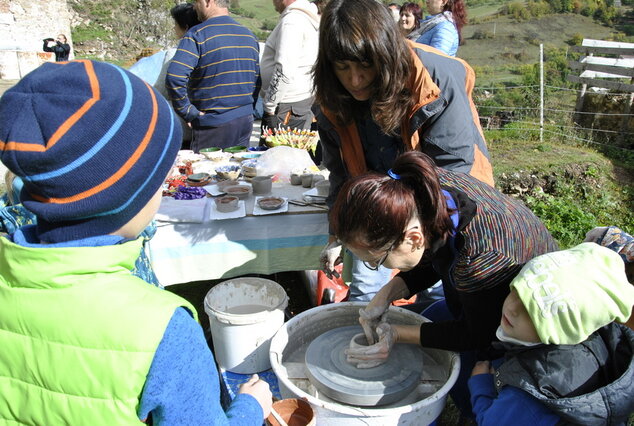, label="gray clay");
[304,325,424,406]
